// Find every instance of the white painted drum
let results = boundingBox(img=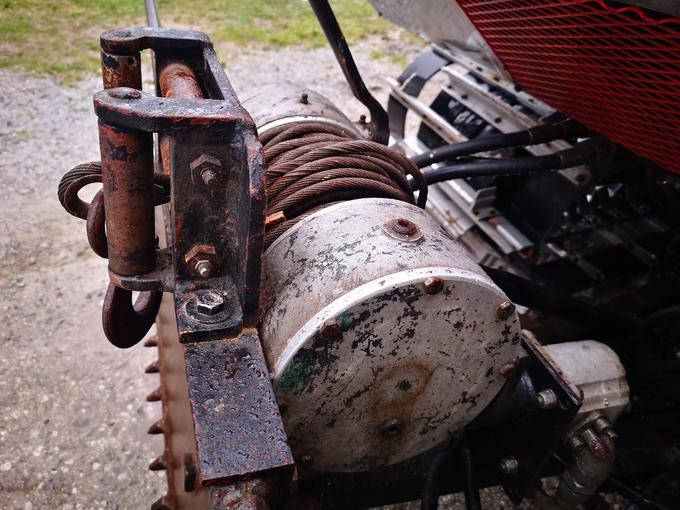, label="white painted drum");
[260,198,522,472]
